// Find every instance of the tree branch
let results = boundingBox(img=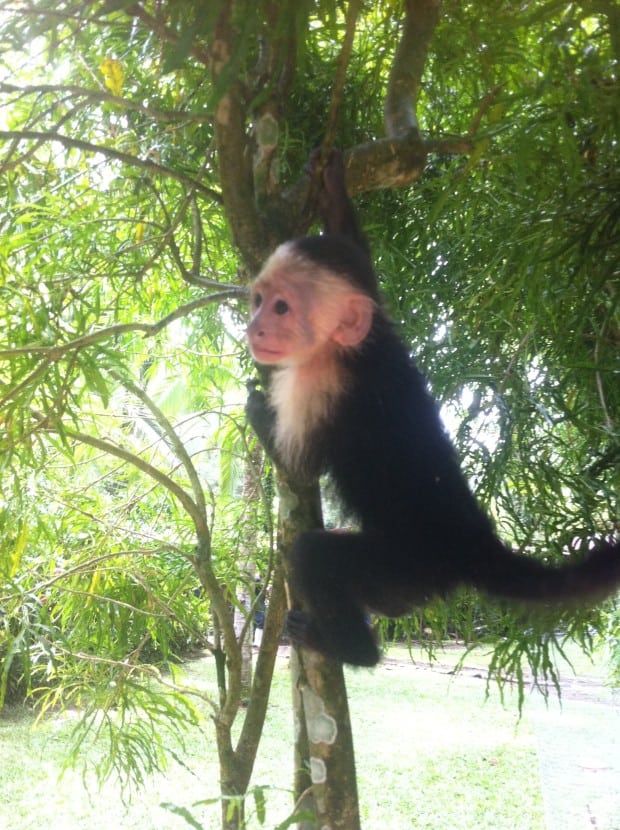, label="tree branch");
[211,2,272,271]
[281,133,429,232]
[0,82,211,124]
[323,0,362,154]
[0,130,221,201]
[424,134,476,155]
[280,128,478,236]
[251,3,302,210]
[122,2,211,65]
[0,288,245,360]
[53,425,210,540]
[384,0,441,138]
[115,373,209,525]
